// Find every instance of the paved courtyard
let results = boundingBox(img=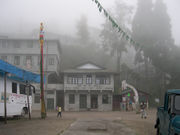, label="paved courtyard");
[62,118,135,135]
[0,110,156,135]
